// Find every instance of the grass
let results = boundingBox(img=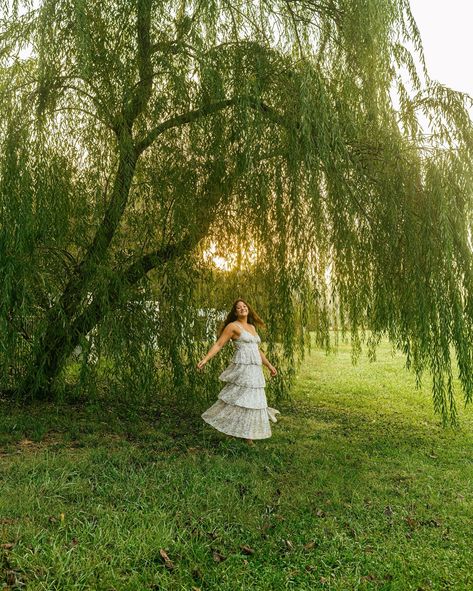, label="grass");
[1,337,473,590]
